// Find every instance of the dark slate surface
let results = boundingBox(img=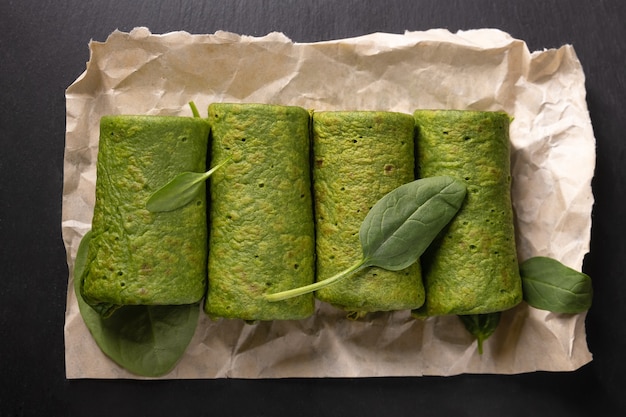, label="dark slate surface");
[1,0,625,415]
